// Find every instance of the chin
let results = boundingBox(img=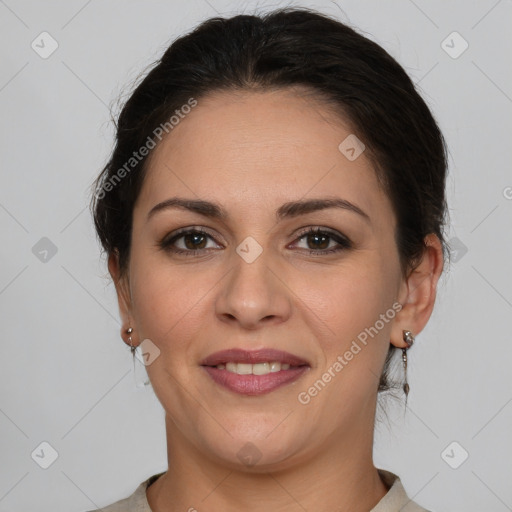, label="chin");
[199,424,309,472]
